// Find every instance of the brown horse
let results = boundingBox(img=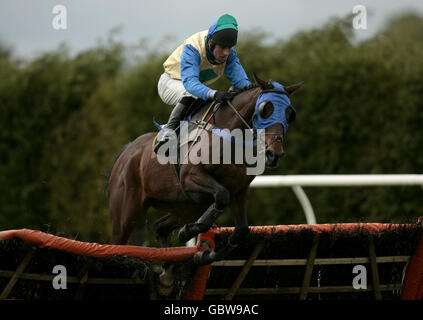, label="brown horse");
[107,74,302,269]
